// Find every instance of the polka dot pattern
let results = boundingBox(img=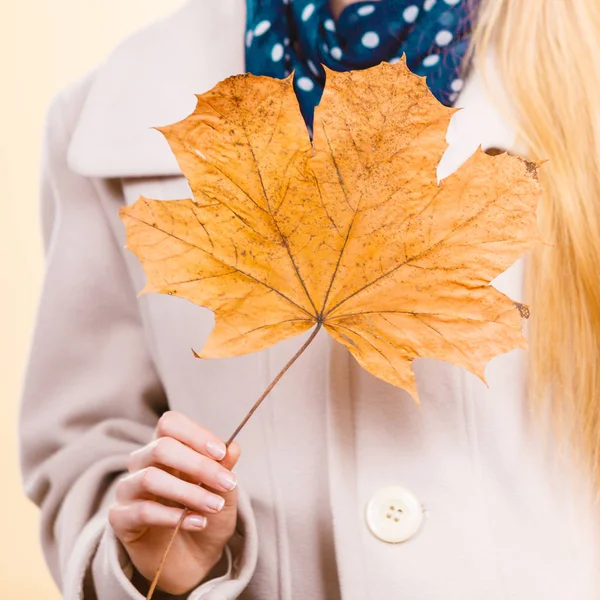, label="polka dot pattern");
[330,46,343,60]
[450,78,463,92]
[435,30,453,46]
[307,59,320,75]
[324,18,335,32]
[301,3,315,21]
[423,54,440,67]
[254,20,271,37]
[357,5,376,17]
[271,43,284,61]
[297,77,315,91]
[362,31,380,49]
[403,5,419,23]
[245,0,475,128]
